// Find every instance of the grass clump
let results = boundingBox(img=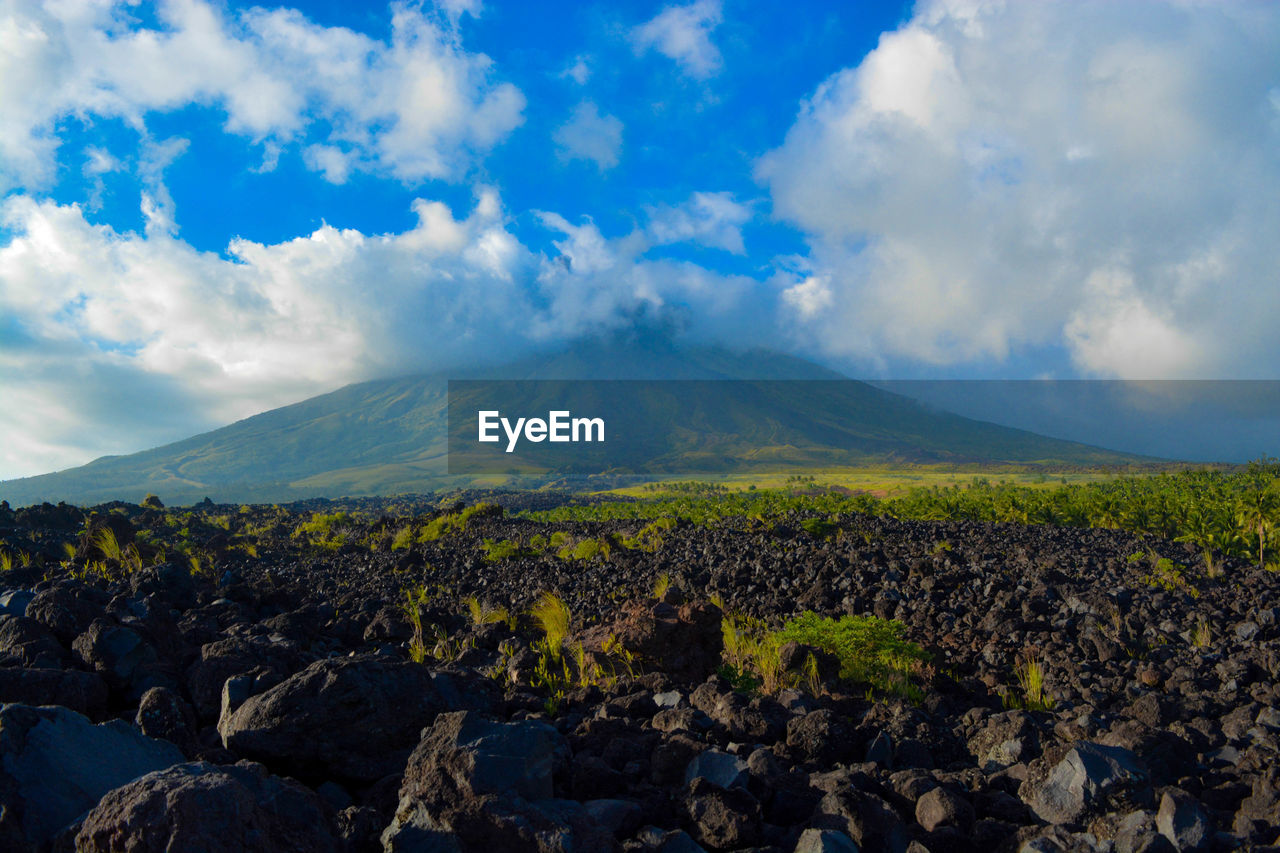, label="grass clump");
[800,517,837,539]
[1007,649,1056,711]
[402,584,433,664]
[530,591,571,653]
[418,502,499,543]
[293,512,353,551]
[464,595,514,629]
[557,536,612,561]
[390,526,416,551]
[775,611,930,700]
[480,538,530,562]
[622,517,677,552]
[526,591,631,714]
[91,527,144,575]
[1190,618,1212,648]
